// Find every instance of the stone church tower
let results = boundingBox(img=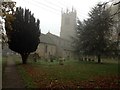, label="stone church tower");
[60,8,77,41]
